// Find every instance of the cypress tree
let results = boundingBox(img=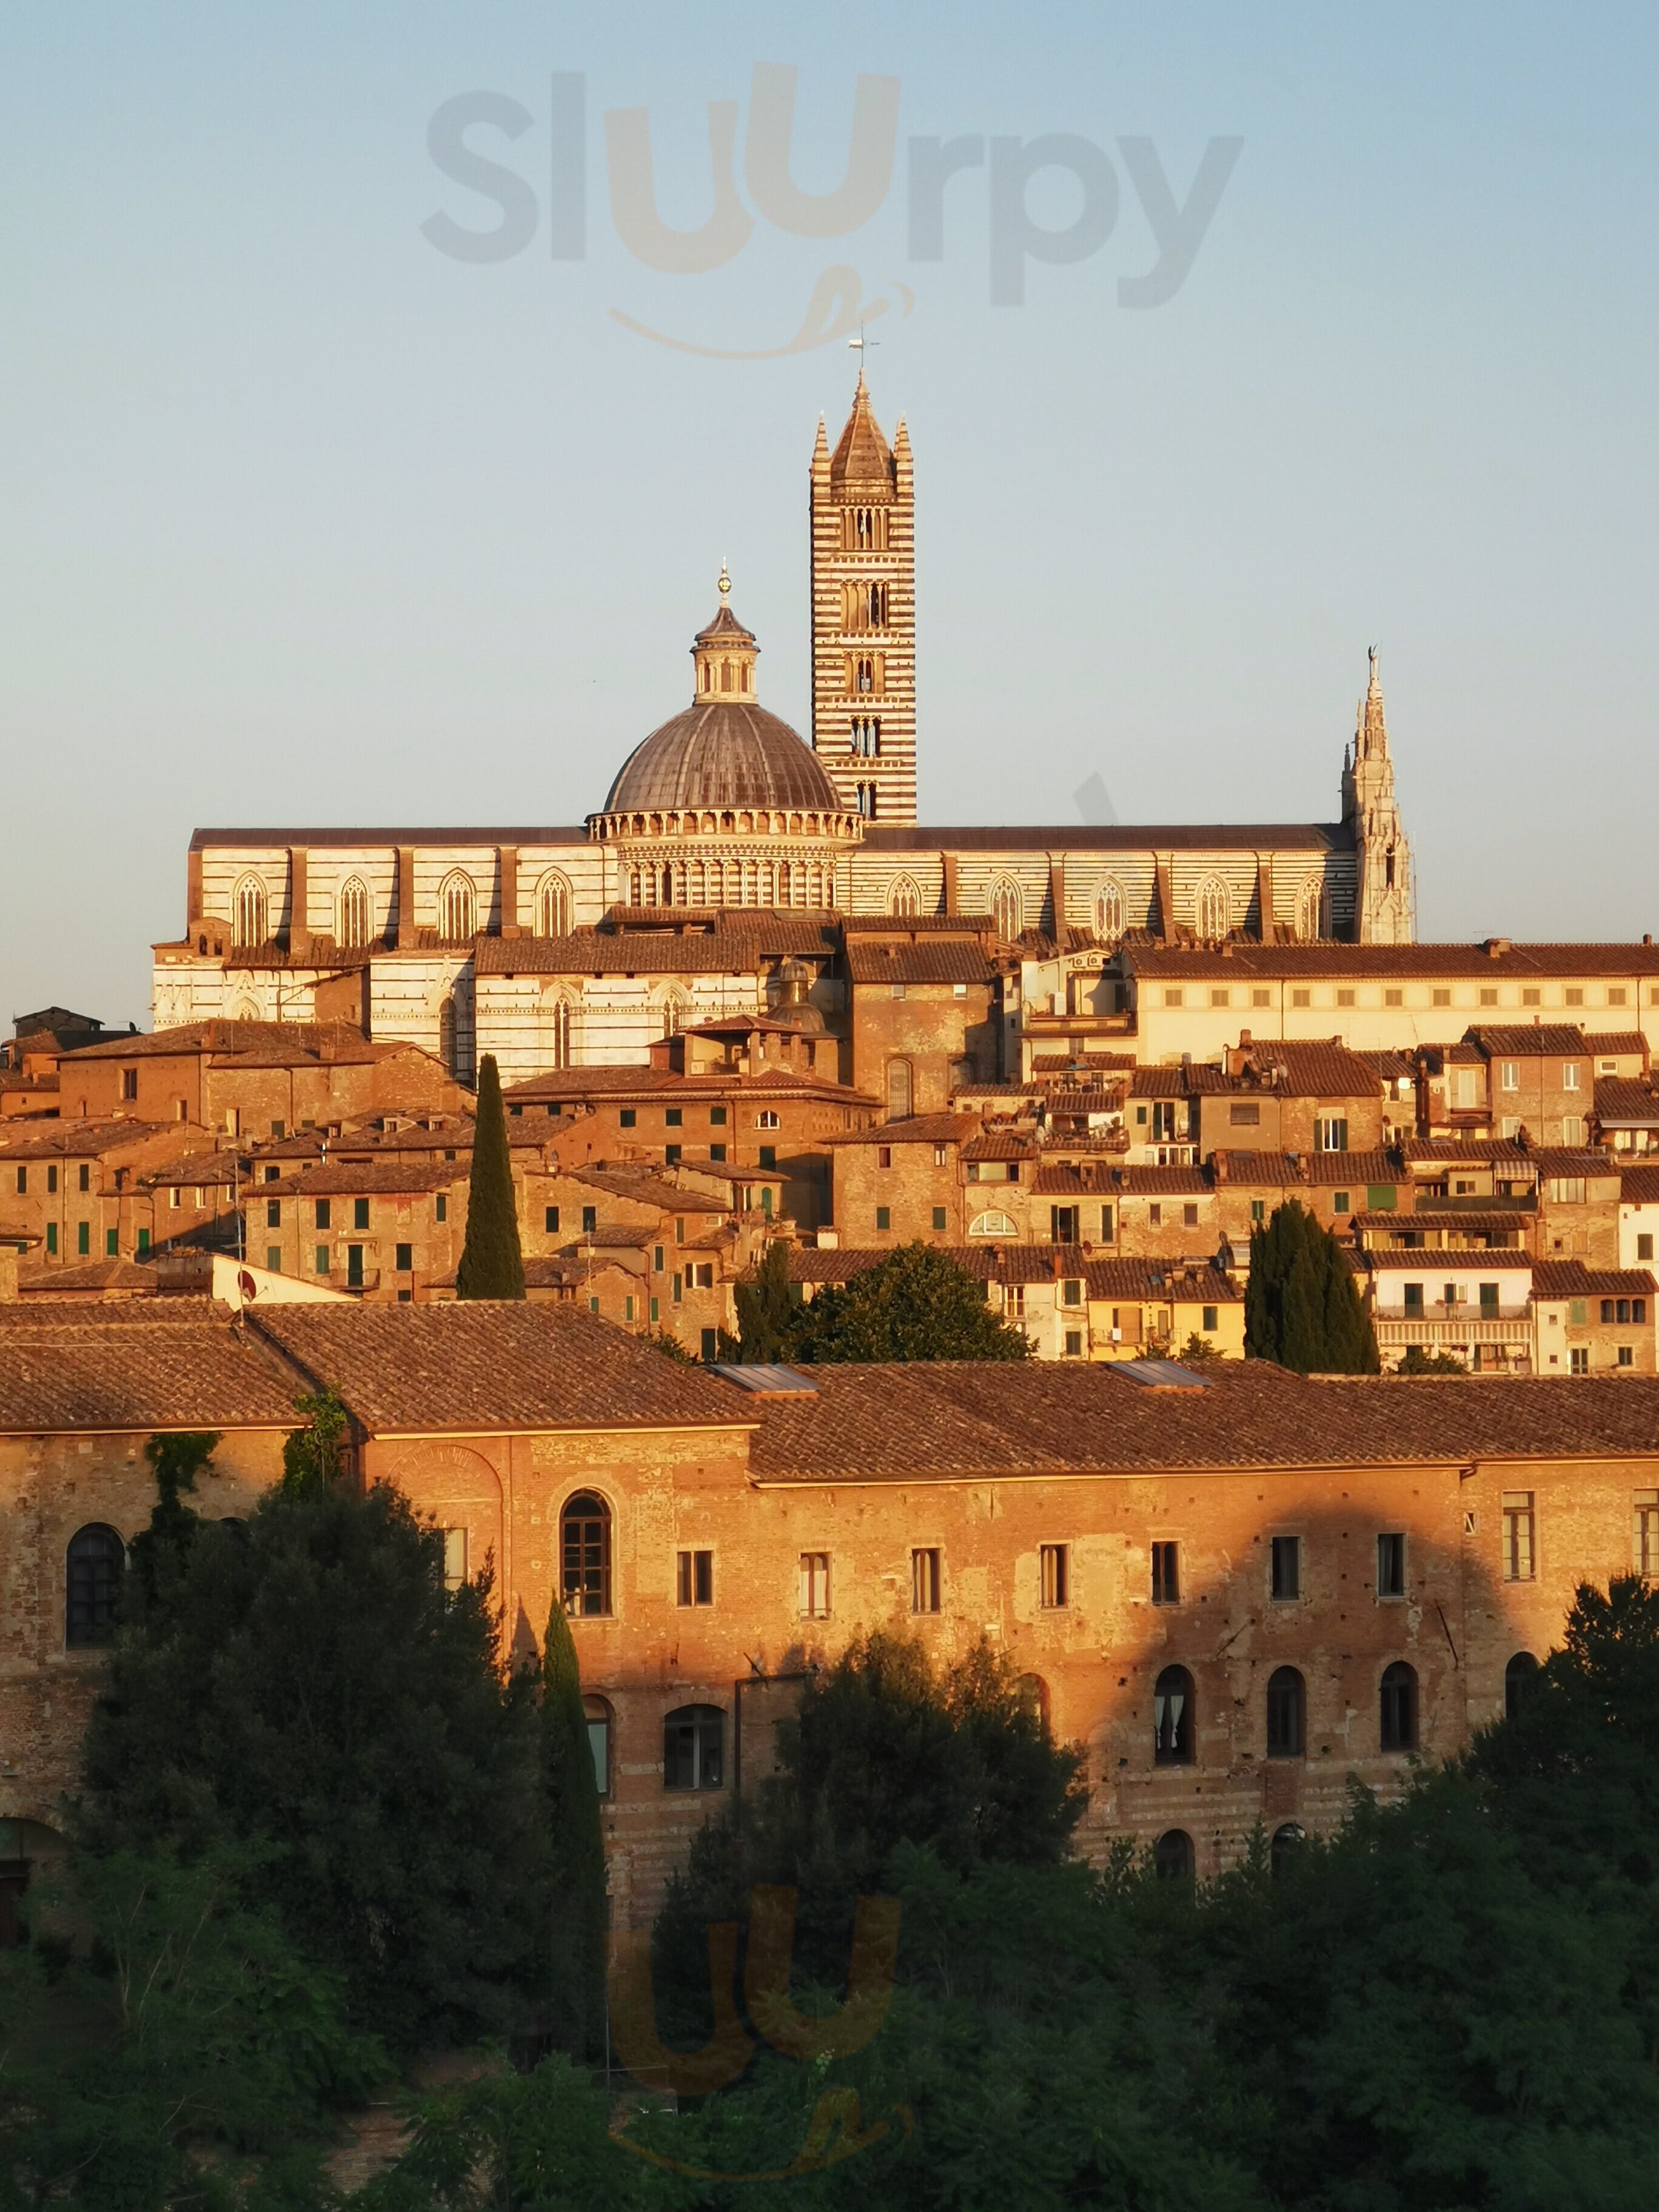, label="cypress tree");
[734,1236,801,1361]
[1245,1199,1379,1374]
[456,1052,526,1300]
[540,1595,608,2059]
